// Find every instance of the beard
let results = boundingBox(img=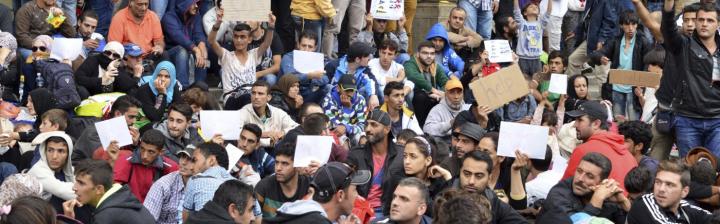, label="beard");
[366,131,386,144]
